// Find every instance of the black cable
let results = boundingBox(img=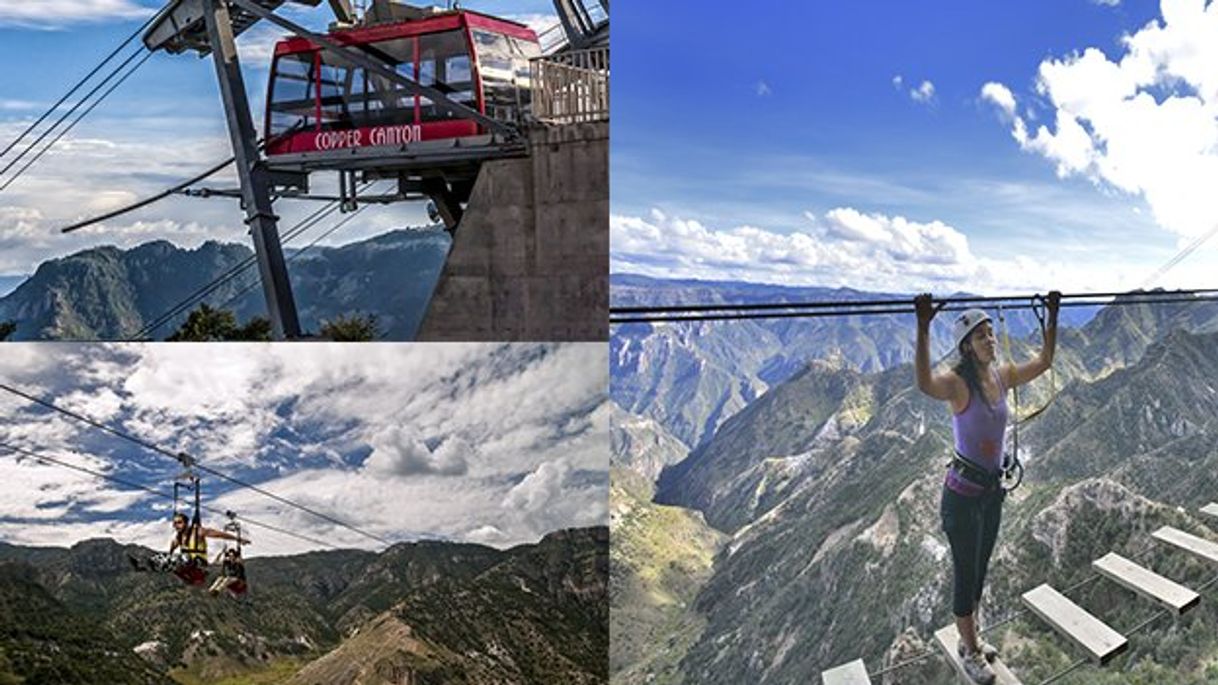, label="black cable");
[0,47,148,187]
[58,122,309,235]
[0,12,158,163]
[0,382,392,547]
[0,440,343,551]
[212,203,371,314]
[59,156,235,234]
[130,180,377,340]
